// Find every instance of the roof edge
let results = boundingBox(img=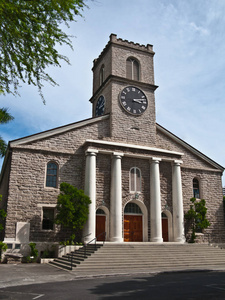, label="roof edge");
[10,114,110,147]
[156,123,224,172]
